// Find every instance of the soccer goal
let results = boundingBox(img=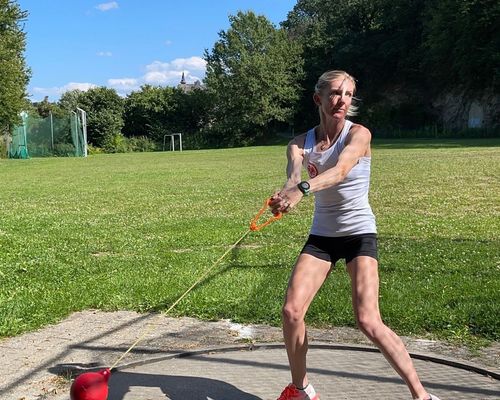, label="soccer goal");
[163,133,183,152]
[8,109,88,159]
